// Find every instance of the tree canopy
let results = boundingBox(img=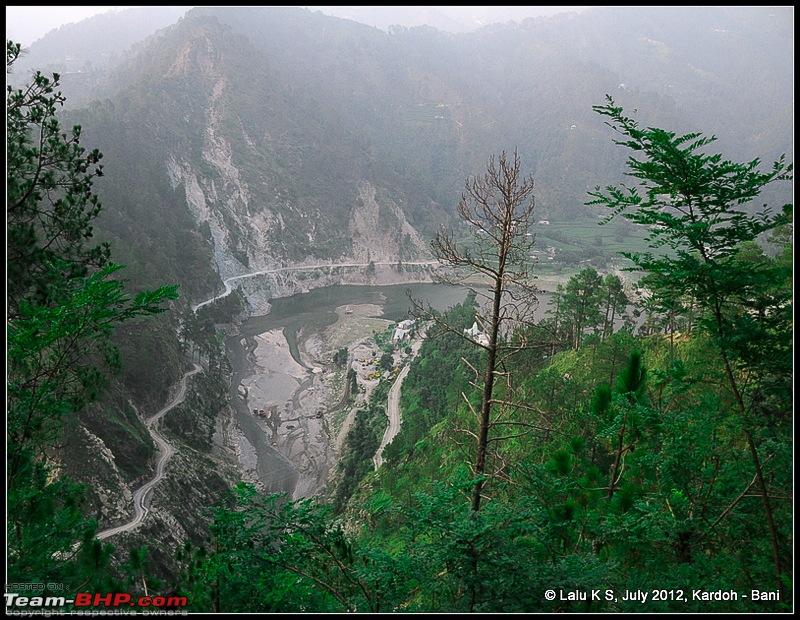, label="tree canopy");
[6,40,178,593]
